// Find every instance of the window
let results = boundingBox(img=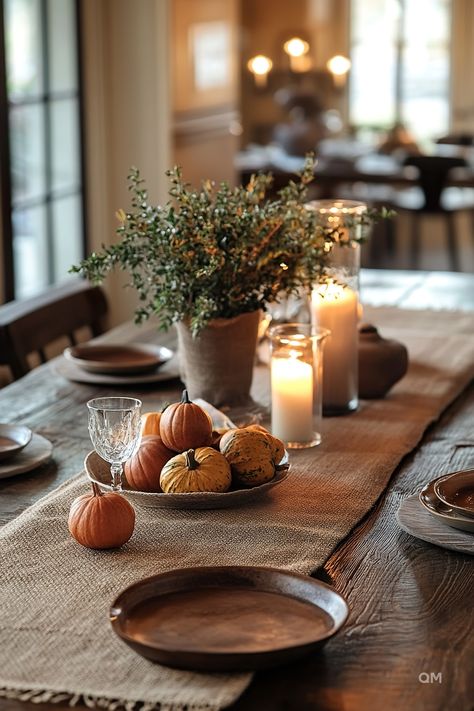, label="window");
[0,0,84,301]
[349,0,451,144]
